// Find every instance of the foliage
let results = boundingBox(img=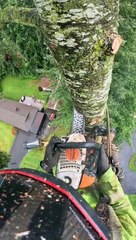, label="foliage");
[0,25,57,79]
[108,0,136,143]
[0,151,11,169]
[0,0,58,80]
[128,154,136,172]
